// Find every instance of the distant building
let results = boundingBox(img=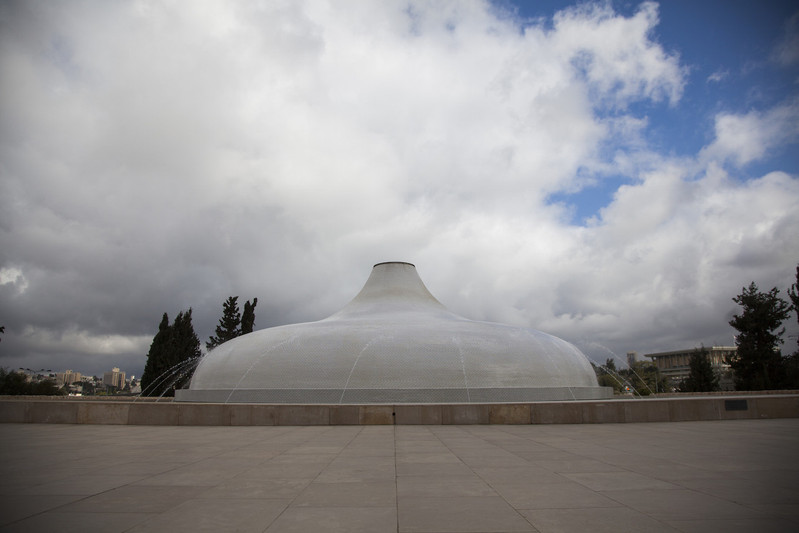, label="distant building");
[626,352,637,367]
[103,367,126,389]
[56,370,82,388]
[646,347,735,390]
